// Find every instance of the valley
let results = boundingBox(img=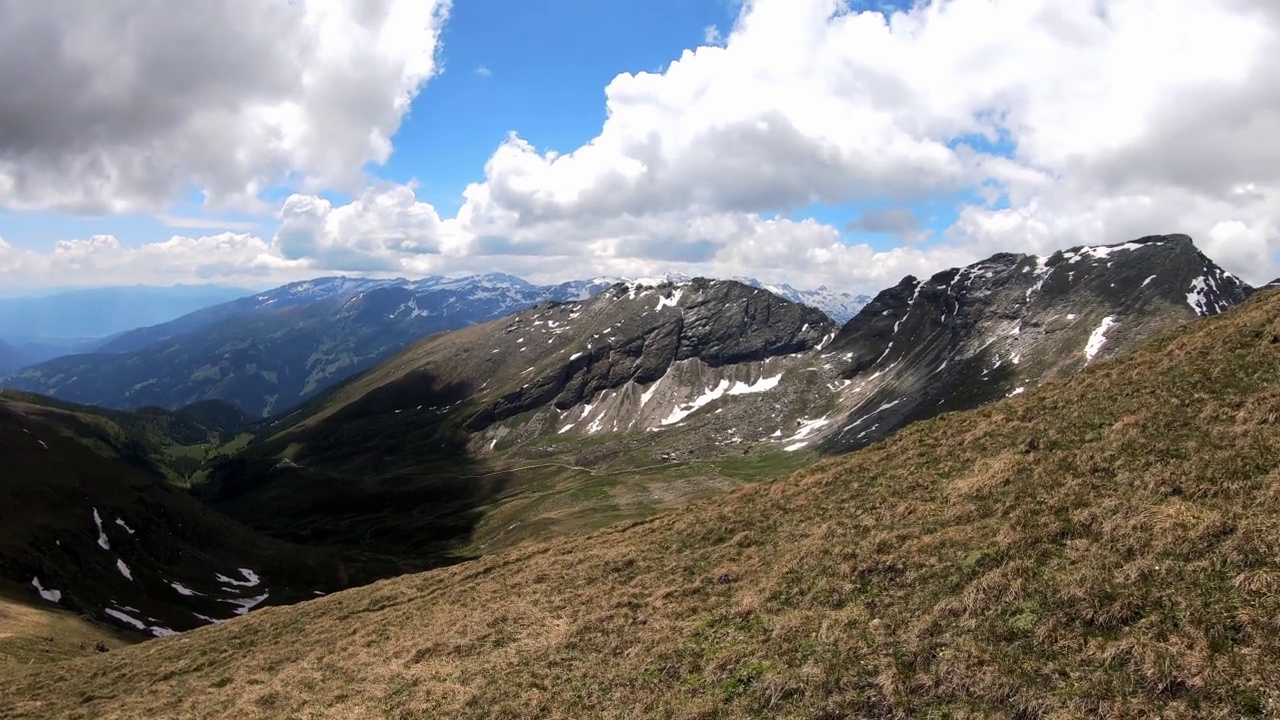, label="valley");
[6,2,1278,716]
[2,240,1278,717]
